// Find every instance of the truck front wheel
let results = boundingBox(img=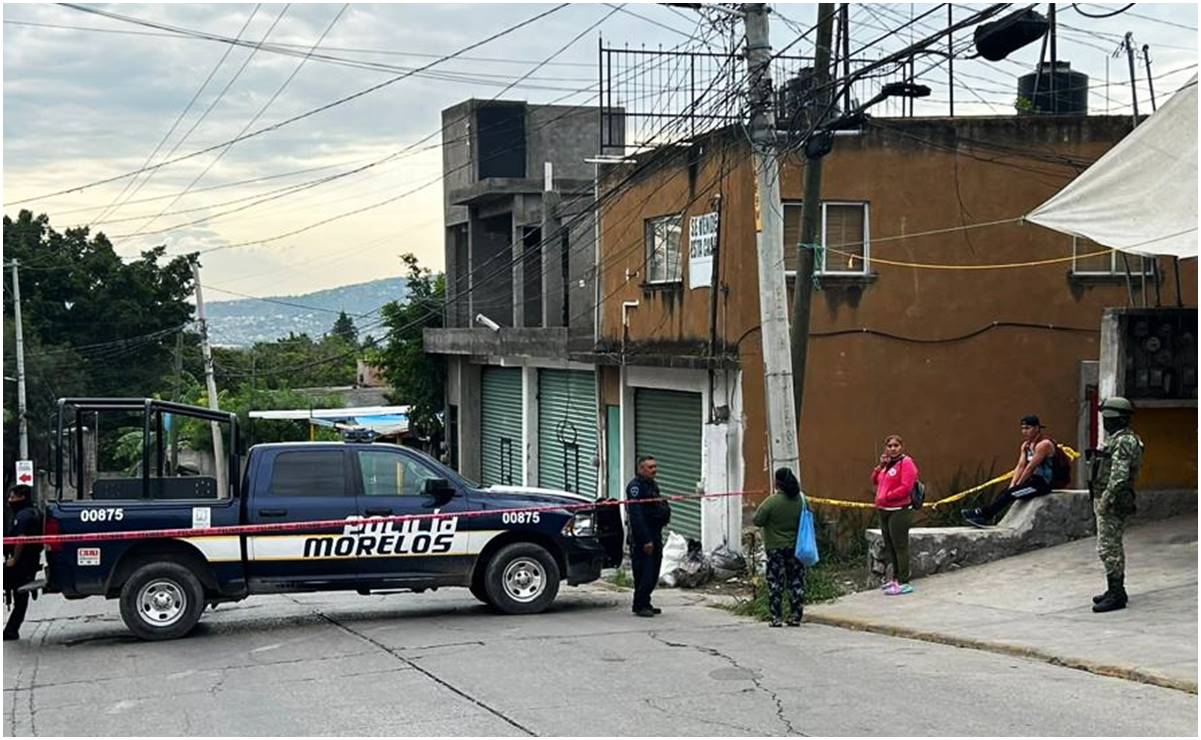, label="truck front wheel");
[483,543,560,615]
[118,562,206,641]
